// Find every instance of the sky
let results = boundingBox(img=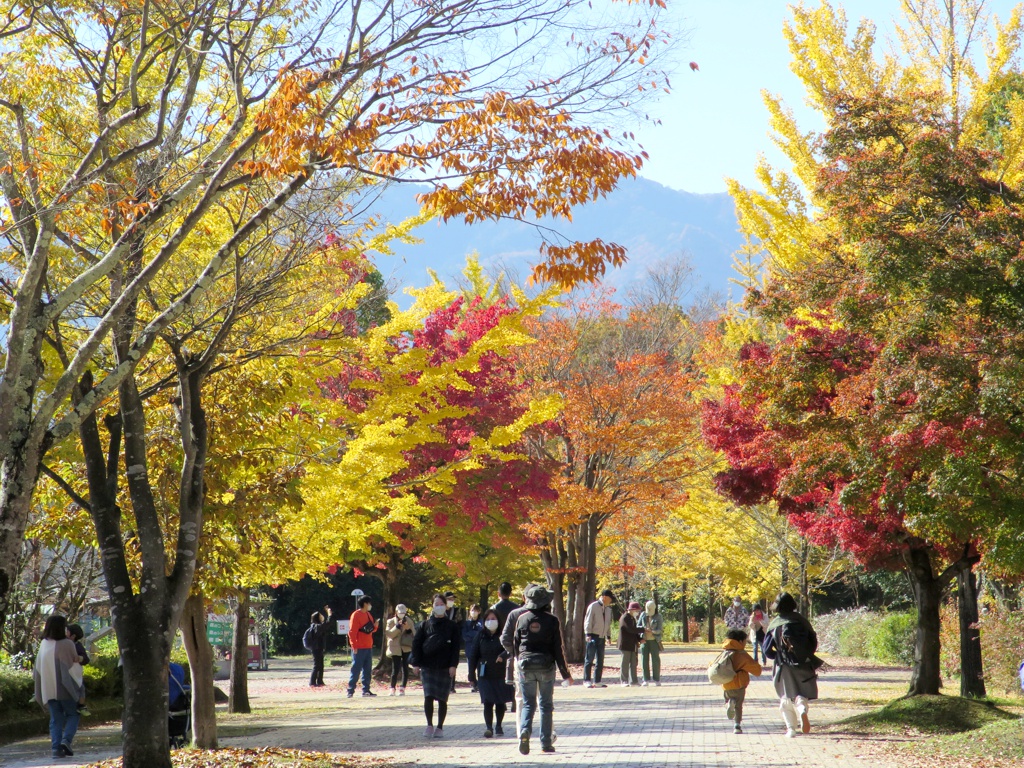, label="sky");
[636,0,1021,195]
